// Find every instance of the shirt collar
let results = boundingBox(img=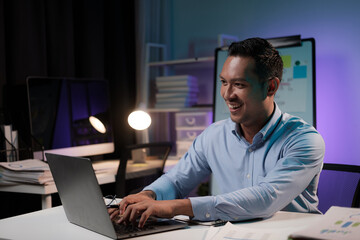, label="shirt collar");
[259,102,282,141]
[231,102,283,143]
